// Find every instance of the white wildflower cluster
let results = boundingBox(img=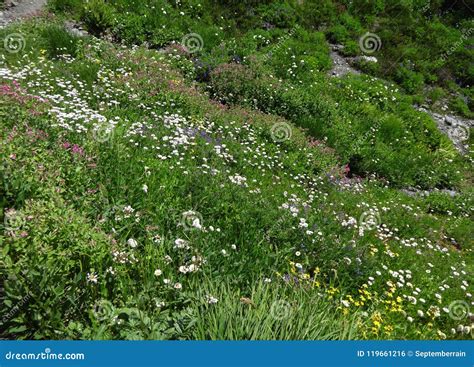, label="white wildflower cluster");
[228,174,248,187]
[86,272,98,284]
[0,65,120,135]
[205,295,218,304]
[112,250,137,264]
[173,238,190,250]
